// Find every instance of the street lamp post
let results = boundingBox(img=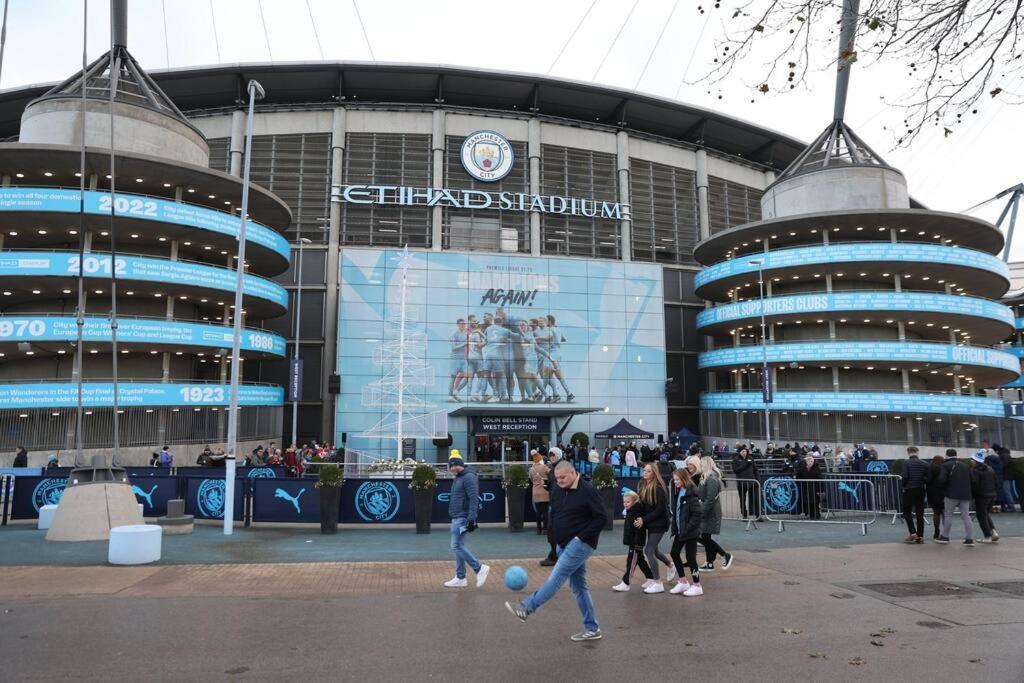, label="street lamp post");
[224,79,265,535]
[748,259,772,446]
[291,237,312,449]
